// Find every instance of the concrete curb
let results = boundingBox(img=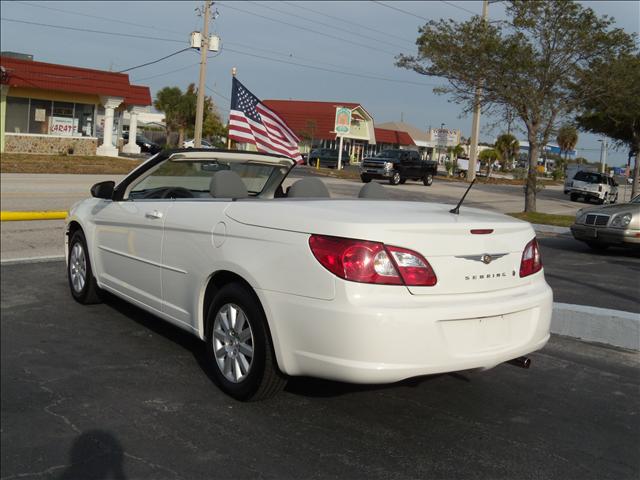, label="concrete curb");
[533,224,571,235]
[552,302,639,351]
[1,255,65,265]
